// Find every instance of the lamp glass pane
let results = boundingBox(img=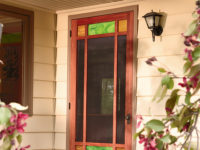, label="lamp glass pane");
[145,16,154,28]
[155,16,160,26]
